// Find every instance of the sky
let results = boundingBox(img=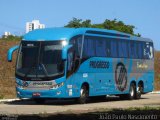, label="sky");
[0,0,160,50]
